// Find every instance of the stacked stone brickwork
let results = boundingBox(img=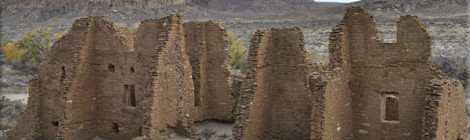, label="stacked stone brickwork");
[134,15,196,139]
[6,7,468,140]
[183,21,234,122]
[233,27,313,140]
[6,15,198,140]
[6,14,238,140]
[233,7,467,140]
[308,7,468,140]
[422,78,468,140]
[309,20,353,140]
